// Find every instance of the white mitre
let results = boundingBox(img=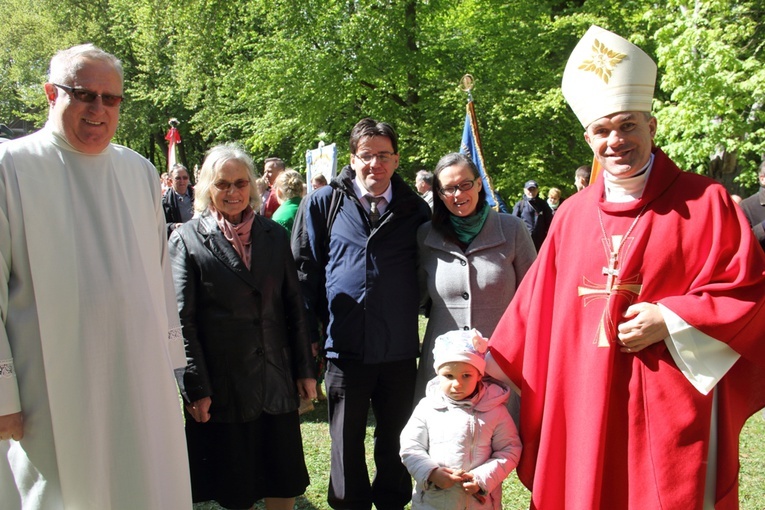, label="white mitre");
[562,25,657,128]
